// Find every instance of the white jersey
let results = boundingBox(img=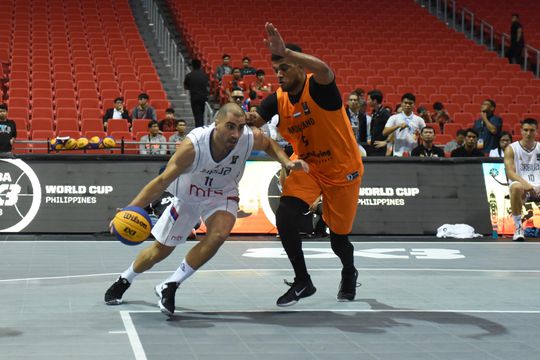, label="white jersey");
[167,123,254,200]
[510,141,540,186]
